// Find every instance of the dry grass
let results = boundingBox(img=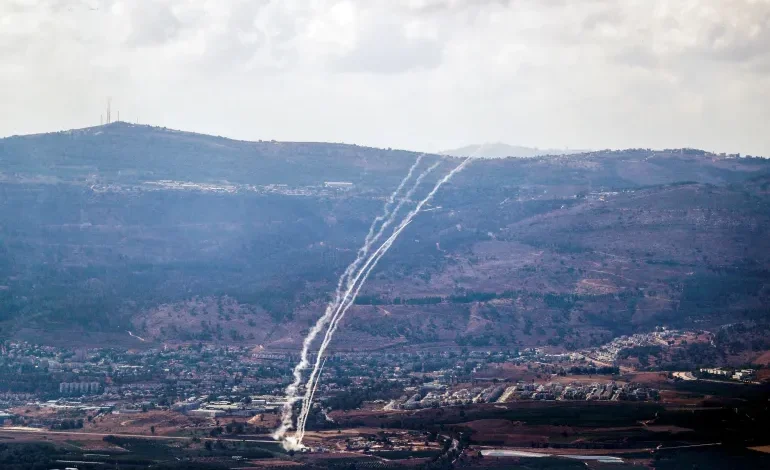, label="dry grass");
[752,350,770,366]
[85,410,207,436]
